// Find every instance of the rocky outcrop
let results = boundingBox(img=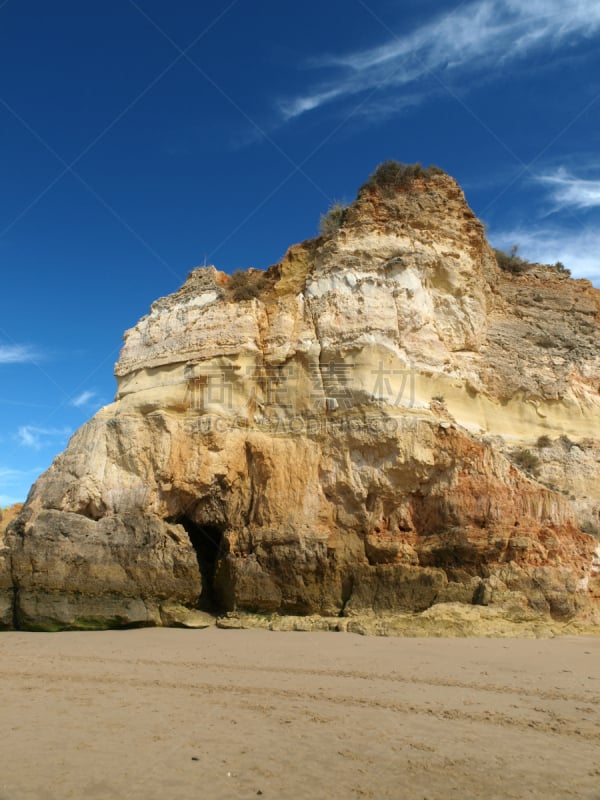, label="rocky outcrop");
[0,505,21,629]
[3,165,599,630]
